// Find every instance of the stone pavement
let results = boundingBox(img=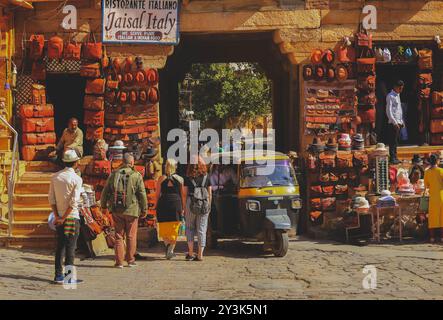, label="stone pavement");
[0,237,442,300]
